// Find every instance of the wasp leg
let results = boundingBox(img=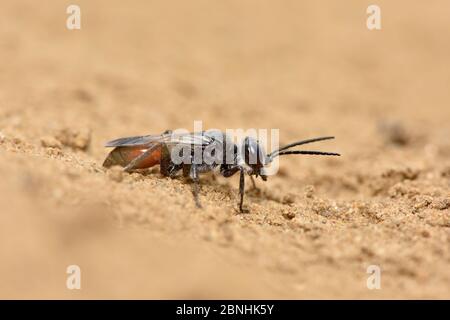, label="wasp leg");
[159,144,181,178]
[220,165,247,212]
[239,167,247,213]
[220,164,240,177]
[189,165,202,209]
[160,144,171,177]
